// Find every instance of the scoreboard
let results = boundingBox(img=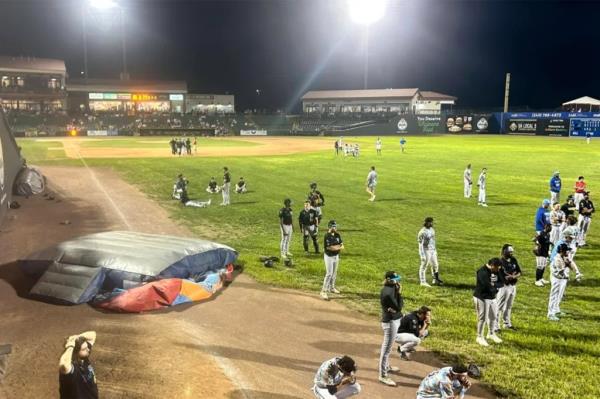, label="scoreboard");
[570,117,600,138]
